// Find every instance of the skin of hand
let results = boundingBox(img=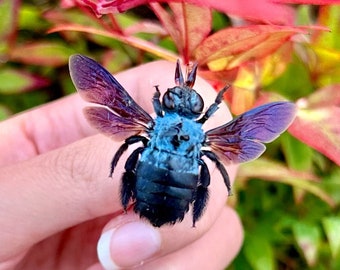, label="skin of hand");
[0,61,243,270]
